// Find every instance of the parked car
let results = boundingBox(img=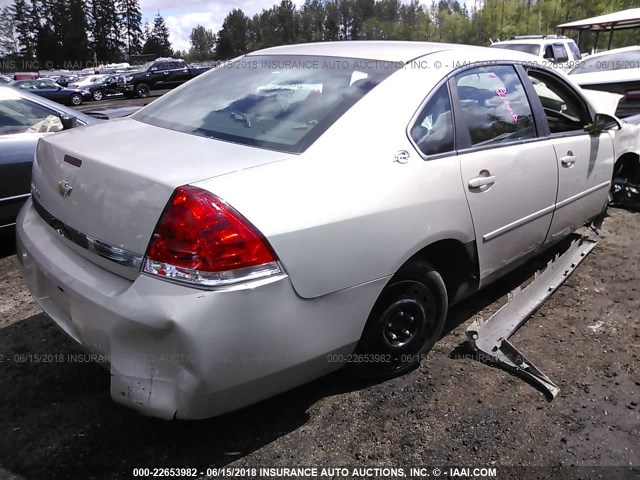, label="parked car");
[567,45,640,118]
[83,75,123,101]
[118,57,211,98]
[11,79,92,106]
[490,35,582,70]
[55,74,80,87]
[13,72,39,80]
[0,86,142,234]
[0,86,98,234]
[17,41,623,419]
[0,75,11,85]
[67,74,107,89]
